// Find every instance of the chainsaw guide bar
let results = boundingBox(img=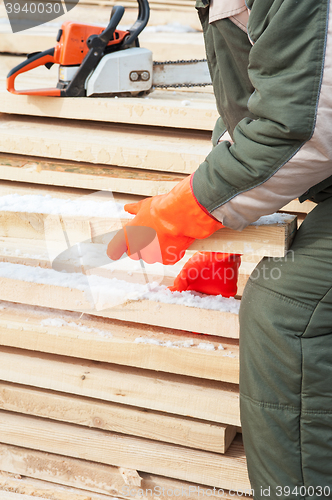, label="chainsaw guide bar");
[152,59,212,89]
